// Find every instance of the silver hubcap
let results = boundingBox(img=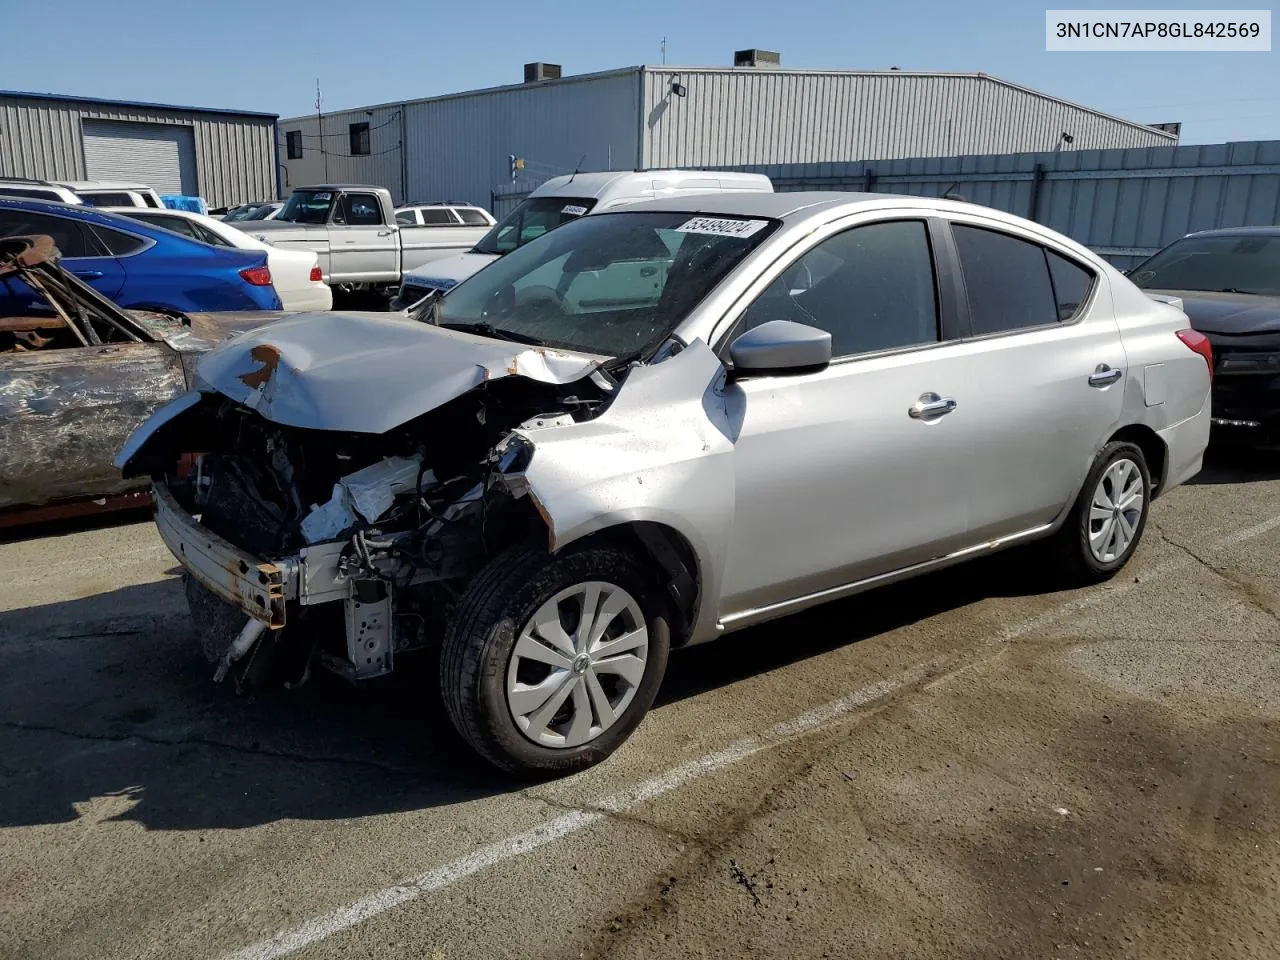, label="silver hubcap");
[1088,457,1145,563]
[506,581,649,749]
